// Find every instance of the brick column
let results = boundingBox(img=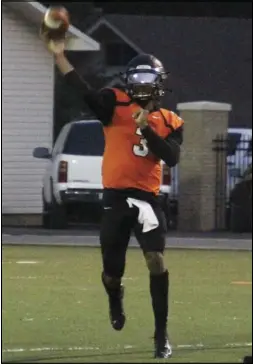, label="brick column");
[176,101,232,231]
